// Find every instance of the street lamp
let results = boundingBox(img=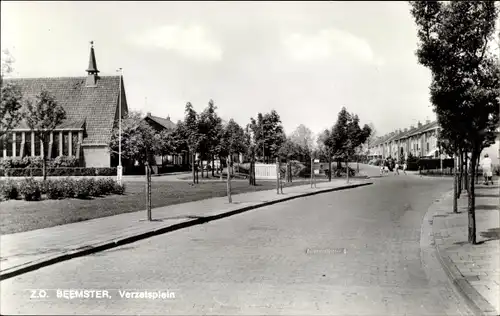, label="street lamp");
[117,68,123,185]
